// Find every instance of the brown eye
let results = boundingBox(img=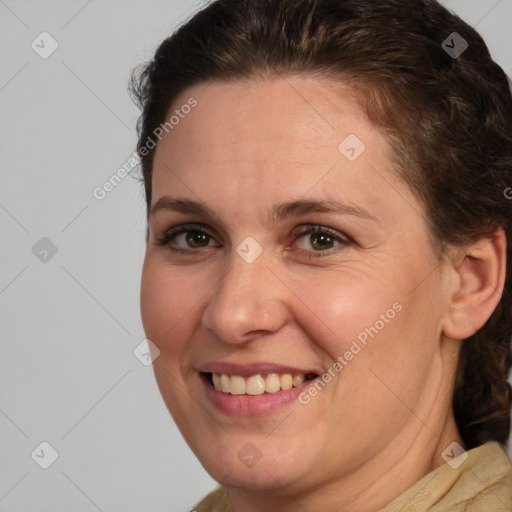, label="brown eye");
[290,225,353,259]
[308,233,336,250]
[294,226,344,252]
[155,223,218,251]
[185,231,211,248]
